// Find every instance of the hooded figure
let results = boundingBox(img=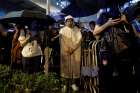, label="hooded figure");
[59,15,82,92]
